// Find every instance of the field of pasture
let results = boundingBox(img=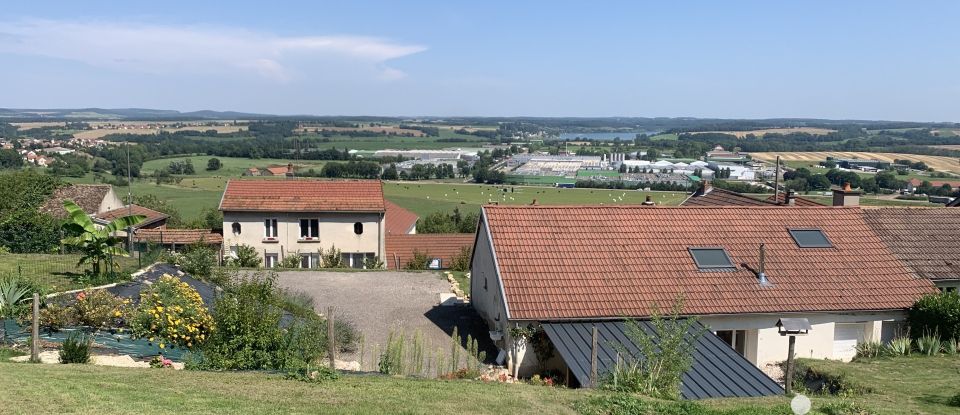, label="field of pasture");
[750,151,960,173]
